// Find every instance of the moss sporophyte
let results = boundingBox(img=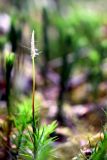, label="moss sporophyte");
[31,30,39,128]
[31,30,39,158]
[30,31,57,160]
